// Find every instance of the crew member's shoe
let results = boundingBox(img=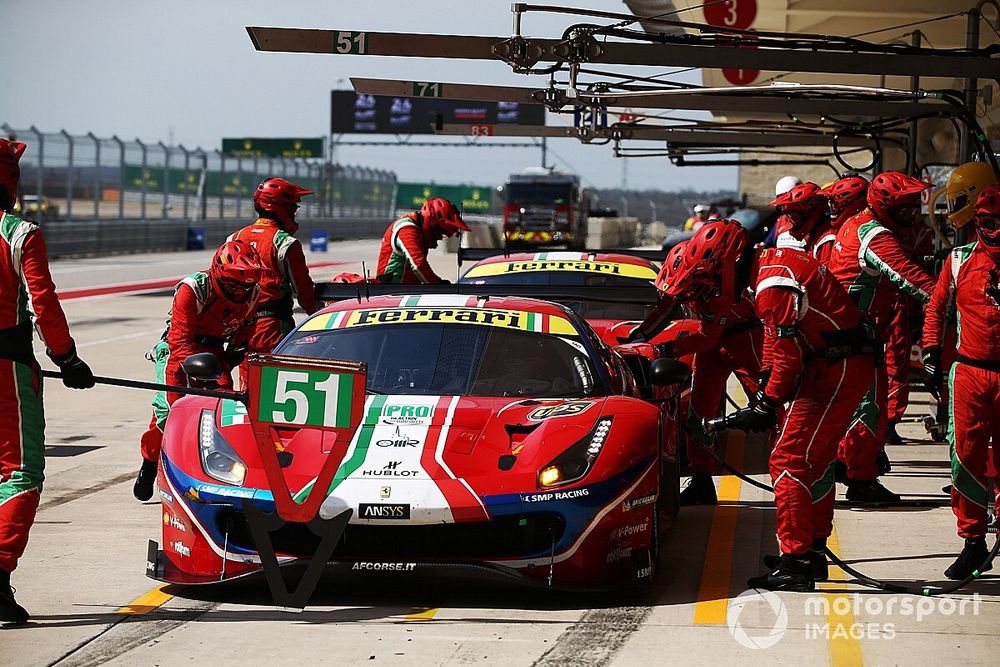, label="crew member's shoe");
[0,571,29,625]
[945,538,994,580]
[845,479,901,504]
[876,449,892,475]
[133,459,159,502]
[747,554,815,592]
[885,422,903,446]
[680,472,717,506]
[763,550,828,582]
[834,460,849,485]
